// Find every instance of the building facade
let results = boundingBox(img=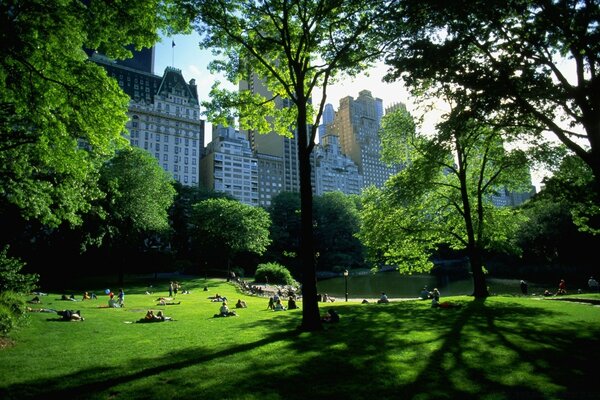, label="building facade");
[311,133,363,196]
[201,124,259,205]
[239,73,300,206]
[92,54,204,186]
